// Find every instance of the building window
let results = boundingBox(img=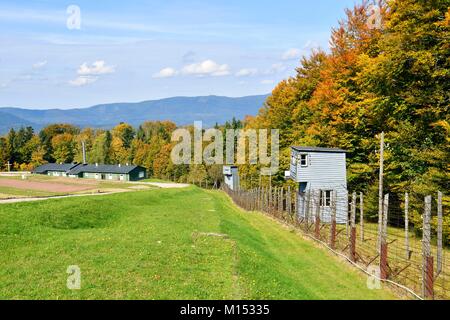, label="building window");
[320,190,332,207]
[299,154,308,167]
[299,182,308,193]
[139,171,144,178]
